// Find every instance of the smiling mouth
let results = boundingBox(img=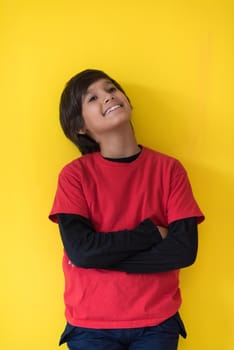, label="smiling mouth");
[104,104,122,116]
